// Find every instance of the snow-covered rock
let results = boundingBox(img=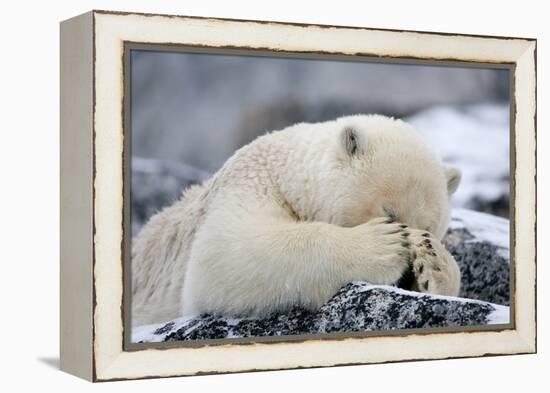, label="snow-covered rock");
[133,283,508,343]
[444,208,510,305]
[132,208,510,343]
